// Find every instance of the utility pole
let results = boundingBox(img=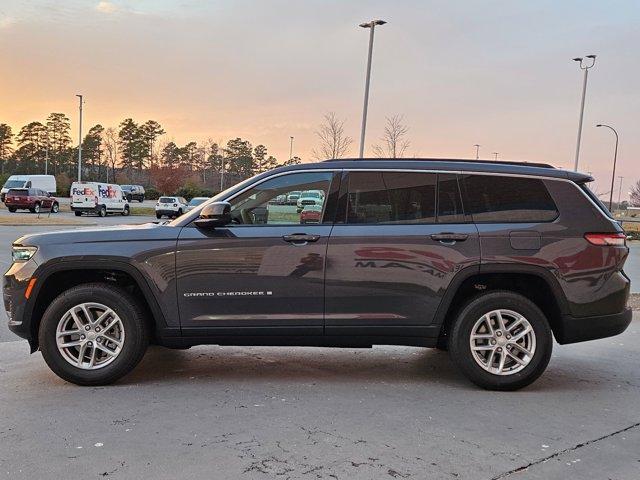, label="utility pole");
[493,152,499,160]
[572,55,597,171]
[618,176,623,207]
[474,144,480,160]
[596,123,619,210]
[76,94,83,181]
[289,136,294,161]
[358,19,386,158]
